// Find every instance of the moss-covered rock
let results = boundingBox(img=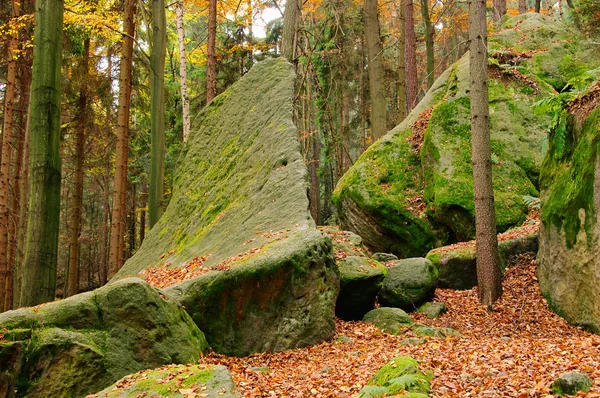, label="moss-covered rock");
[94,364,241,397]
[551,372,592,396]
[164,230,339,356]
[363,307,413,334]
[359,356,432,397]
[417,302,448,319]
[538,104,600,333]
[378,258,438,310]
[336,256,386,320]
[332,13,596,255]
[0,279,207,397]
